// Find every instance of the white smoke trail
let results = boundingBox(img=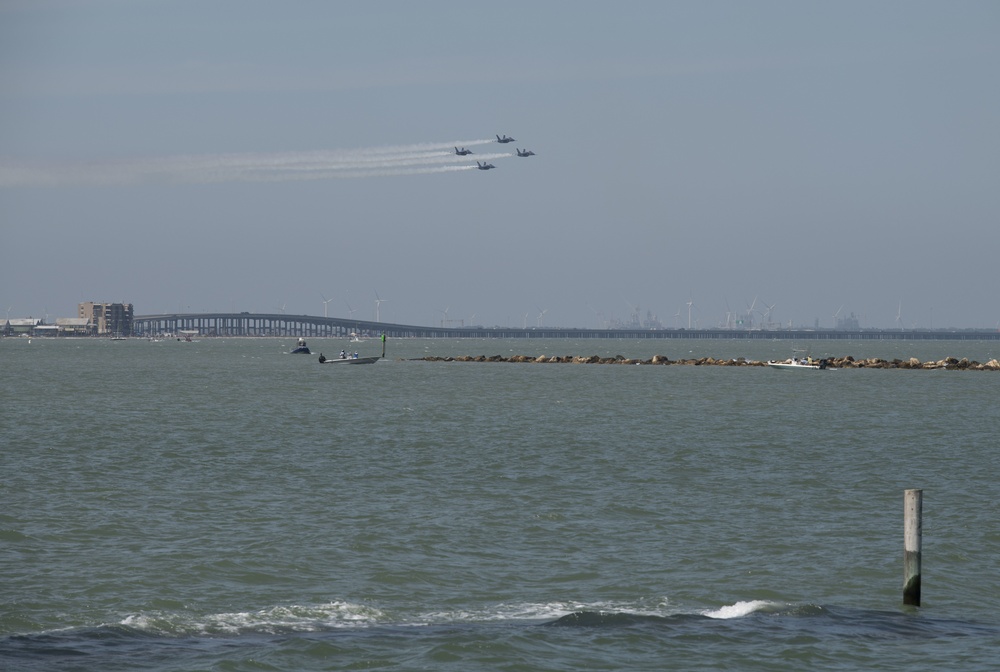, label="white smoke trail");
[0,138,512,187]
